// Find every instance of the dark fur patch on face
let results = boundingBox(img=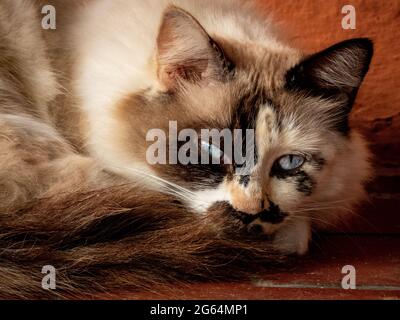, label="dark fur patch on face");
[238,175,251,187]
[294,171,315,196]
[163,126,230,189]
[259,201,288,224]
[229,83,271,179]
